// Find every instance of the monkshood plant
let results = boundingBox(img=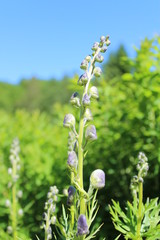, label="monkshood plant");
[109,152,160,240]
[5,138,23,240]
[40,36,111,240]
